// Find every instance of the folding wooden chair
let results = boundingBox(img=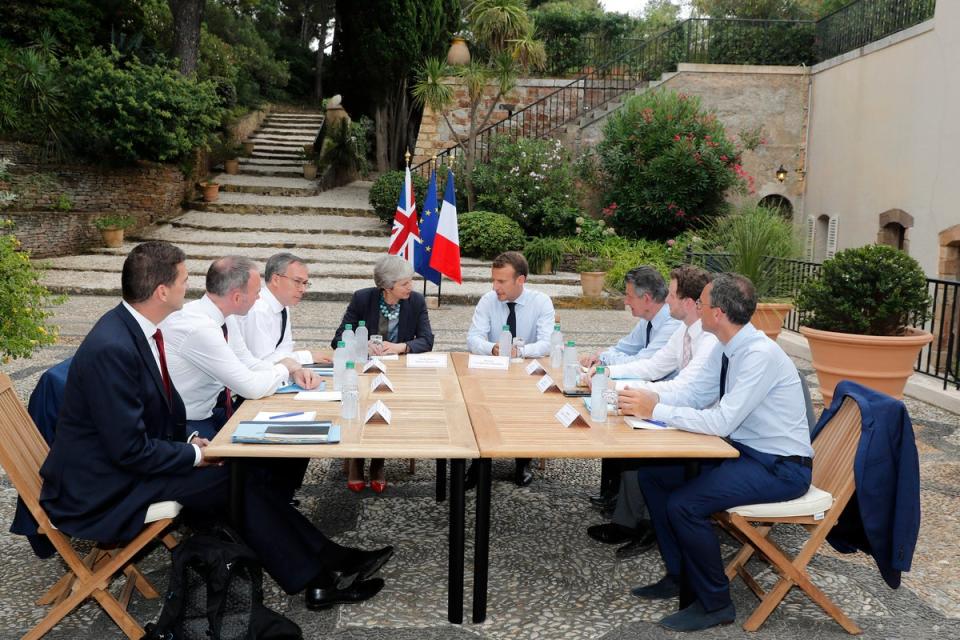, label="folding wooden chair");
[0,373,180,640]
[714,397,863,635]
